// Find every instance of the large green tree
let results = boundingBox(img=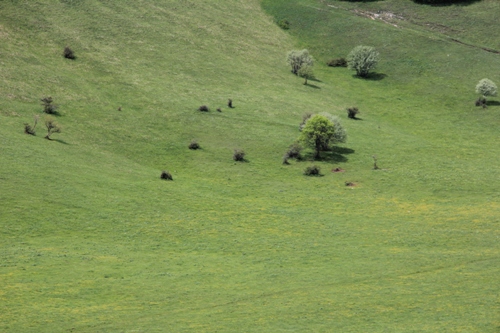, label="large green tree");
[299,115,335,159]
